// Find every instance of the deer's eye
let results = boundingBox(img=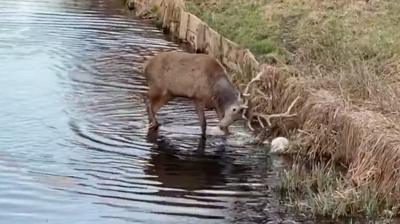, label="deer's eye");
[232,107,238,112]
